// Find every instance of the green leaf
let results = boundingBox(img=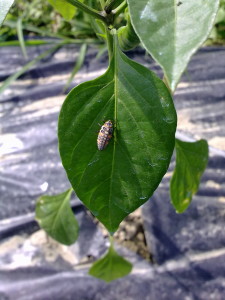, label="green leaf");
[4,20,100,44]
[0,0,15,26]
[47,0,77,21]
[0,40,54,47]
[170,139,208,213]
[58,35,177,233]
[127,0,220,91]
[35,189,79,245]
[215,7,225,24]
[89,245,132,282]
